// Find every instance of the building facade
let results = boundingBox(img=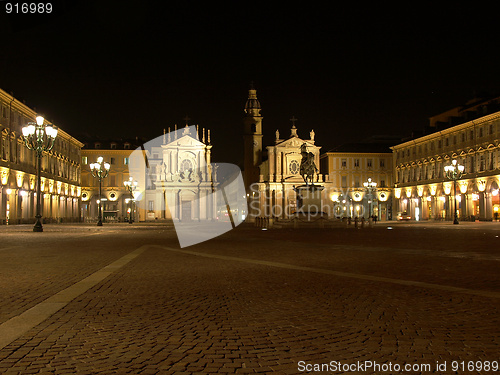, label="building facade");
[131,125,217,222]
[0,89,83,224]
[80,139,140,222]
[243,87,337,222]
[320,141,394,220]
[392,97,500,221]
